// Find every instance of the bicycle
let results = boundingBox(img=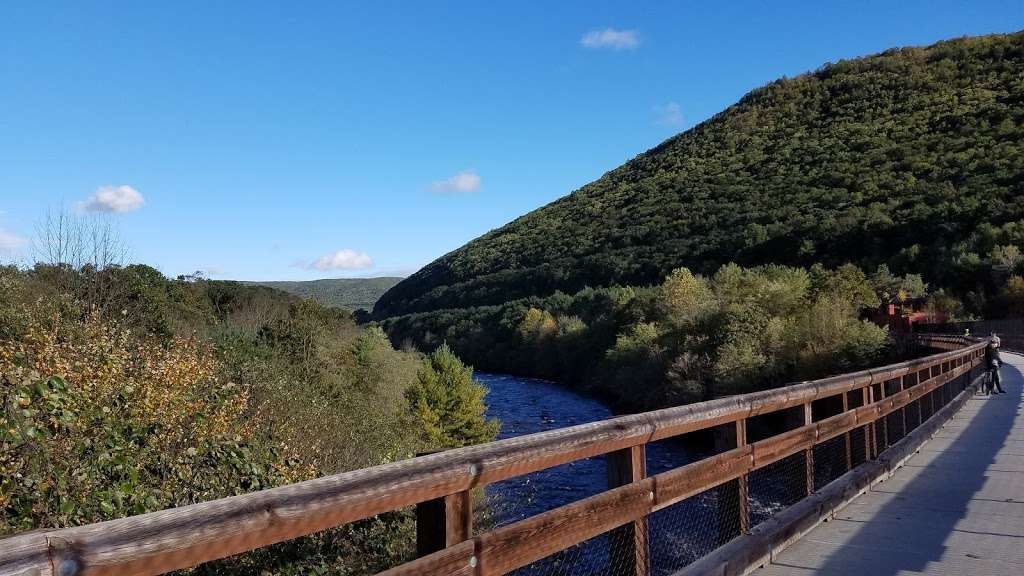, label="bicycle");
[983,360,1003,395]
